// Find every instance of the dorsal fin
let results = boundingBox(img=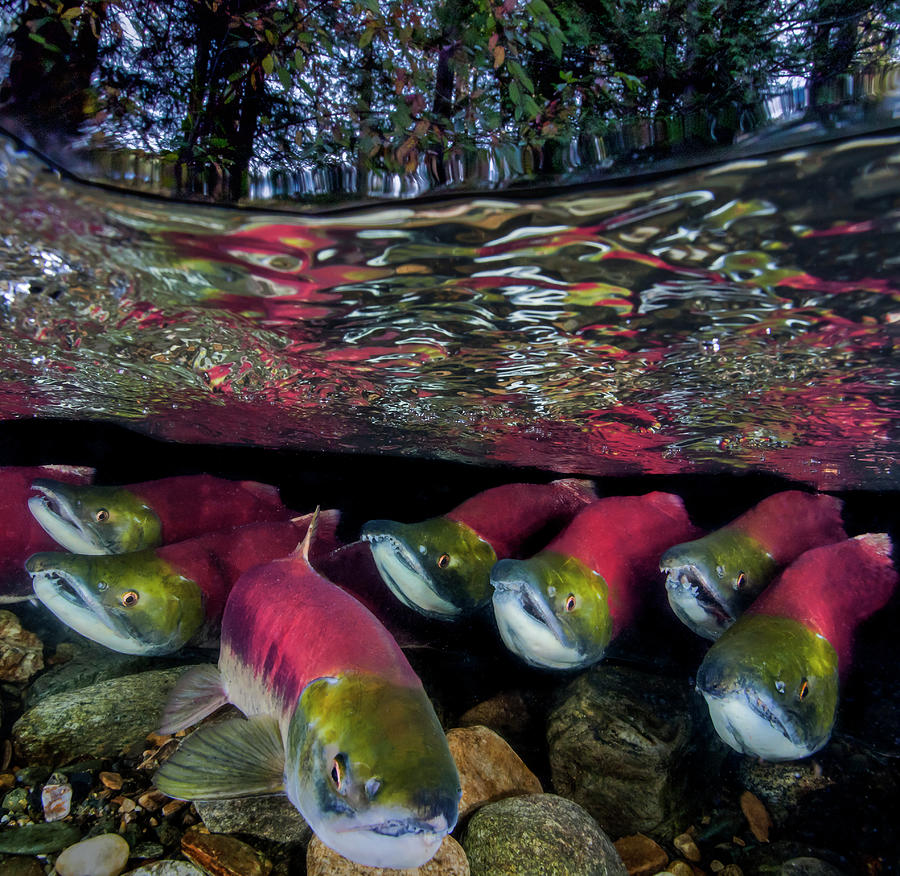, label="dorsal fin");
[294,505,320,561]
